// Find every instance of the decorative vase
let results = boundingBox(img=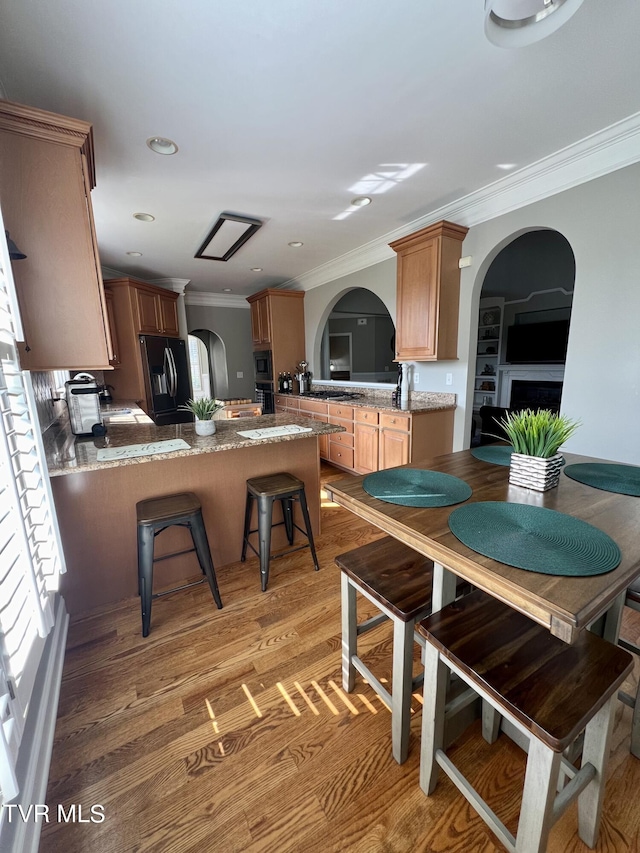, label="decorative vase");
[509,452,564,492]
[194,418,216,436]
